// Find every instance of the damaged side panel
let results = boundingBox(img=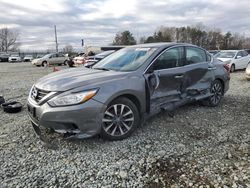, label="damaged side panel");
[145,62,215,115]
